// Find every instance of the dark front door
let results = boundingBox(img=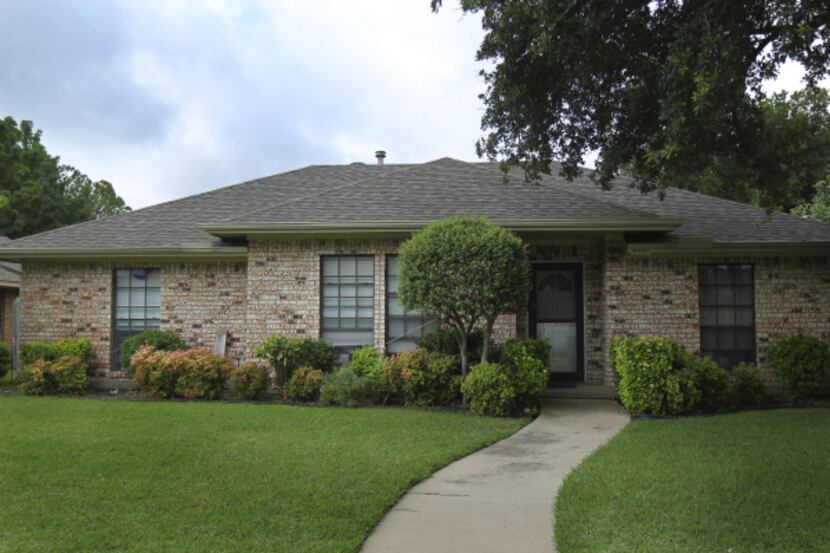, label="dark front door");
[529,263,584,384]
